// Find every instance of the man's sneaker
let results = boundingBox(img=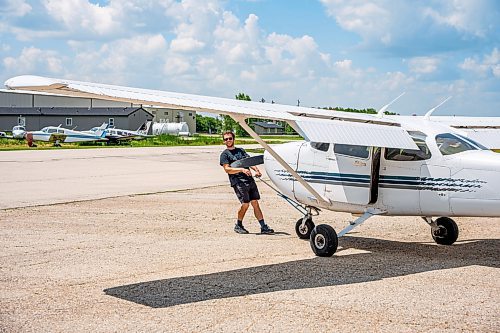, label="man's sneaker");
[260,225,274,234]
[234,224,249,234]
